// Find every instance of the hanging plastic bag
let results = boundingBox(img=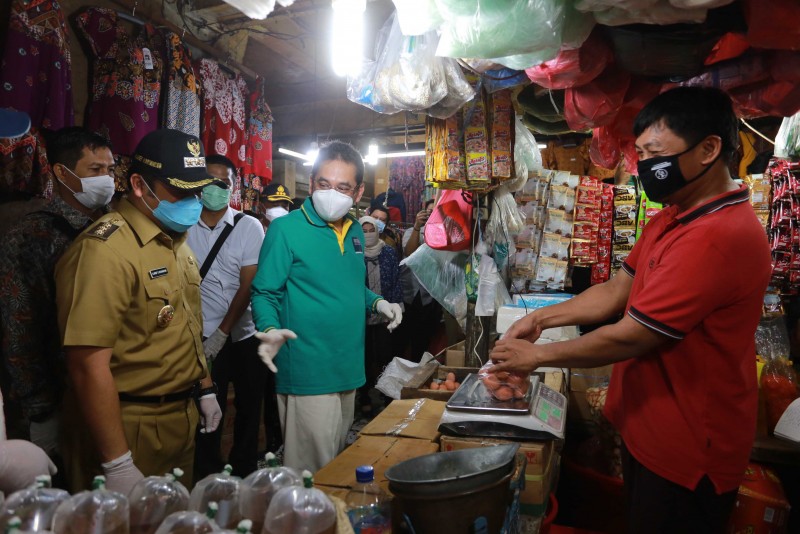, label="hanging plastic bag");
[426,59,475,119]
[492,48,561,71]
[424,189,473,252]
[742,0,800,51]
[517,86,565,123]
[486,185,524,247]
[679,52,769,92]
[775,112,800,160]
[589,1,708,26]
[564,65,630,130]
[769,51,800,83]
[475,252,512,317]
[481,68,529,94]
[436,0,565,60]
[590,126,620,170]
[402,245,469,327]
[525,32,611,90]
[391,0,442,36]
[561,0,596,49]
[704,32,749,66]
[731,80,800,119]
[515,116,543,174]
